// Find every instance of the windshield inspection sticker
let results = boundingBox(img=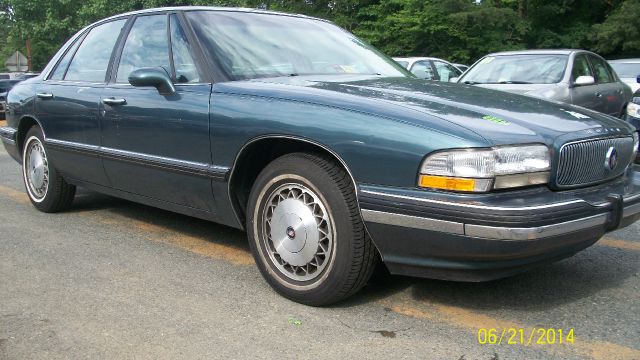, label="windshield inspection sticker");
[479,57,495,65]
[563,110,590,119]
[482,115,511,125]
